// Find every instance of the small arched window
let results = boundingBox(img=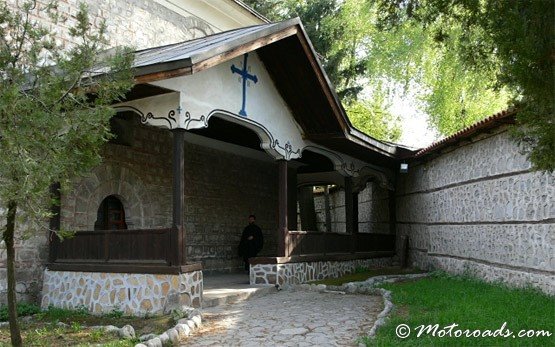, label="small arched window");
[94,195,128,230]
